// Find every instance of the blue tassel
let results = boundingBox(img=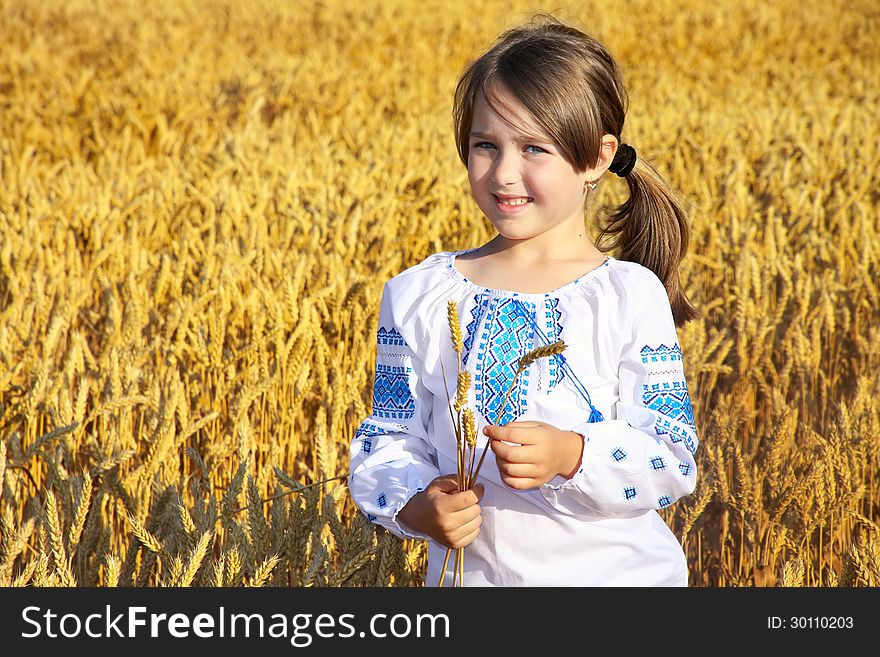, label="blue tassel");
[588,407,605,423]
